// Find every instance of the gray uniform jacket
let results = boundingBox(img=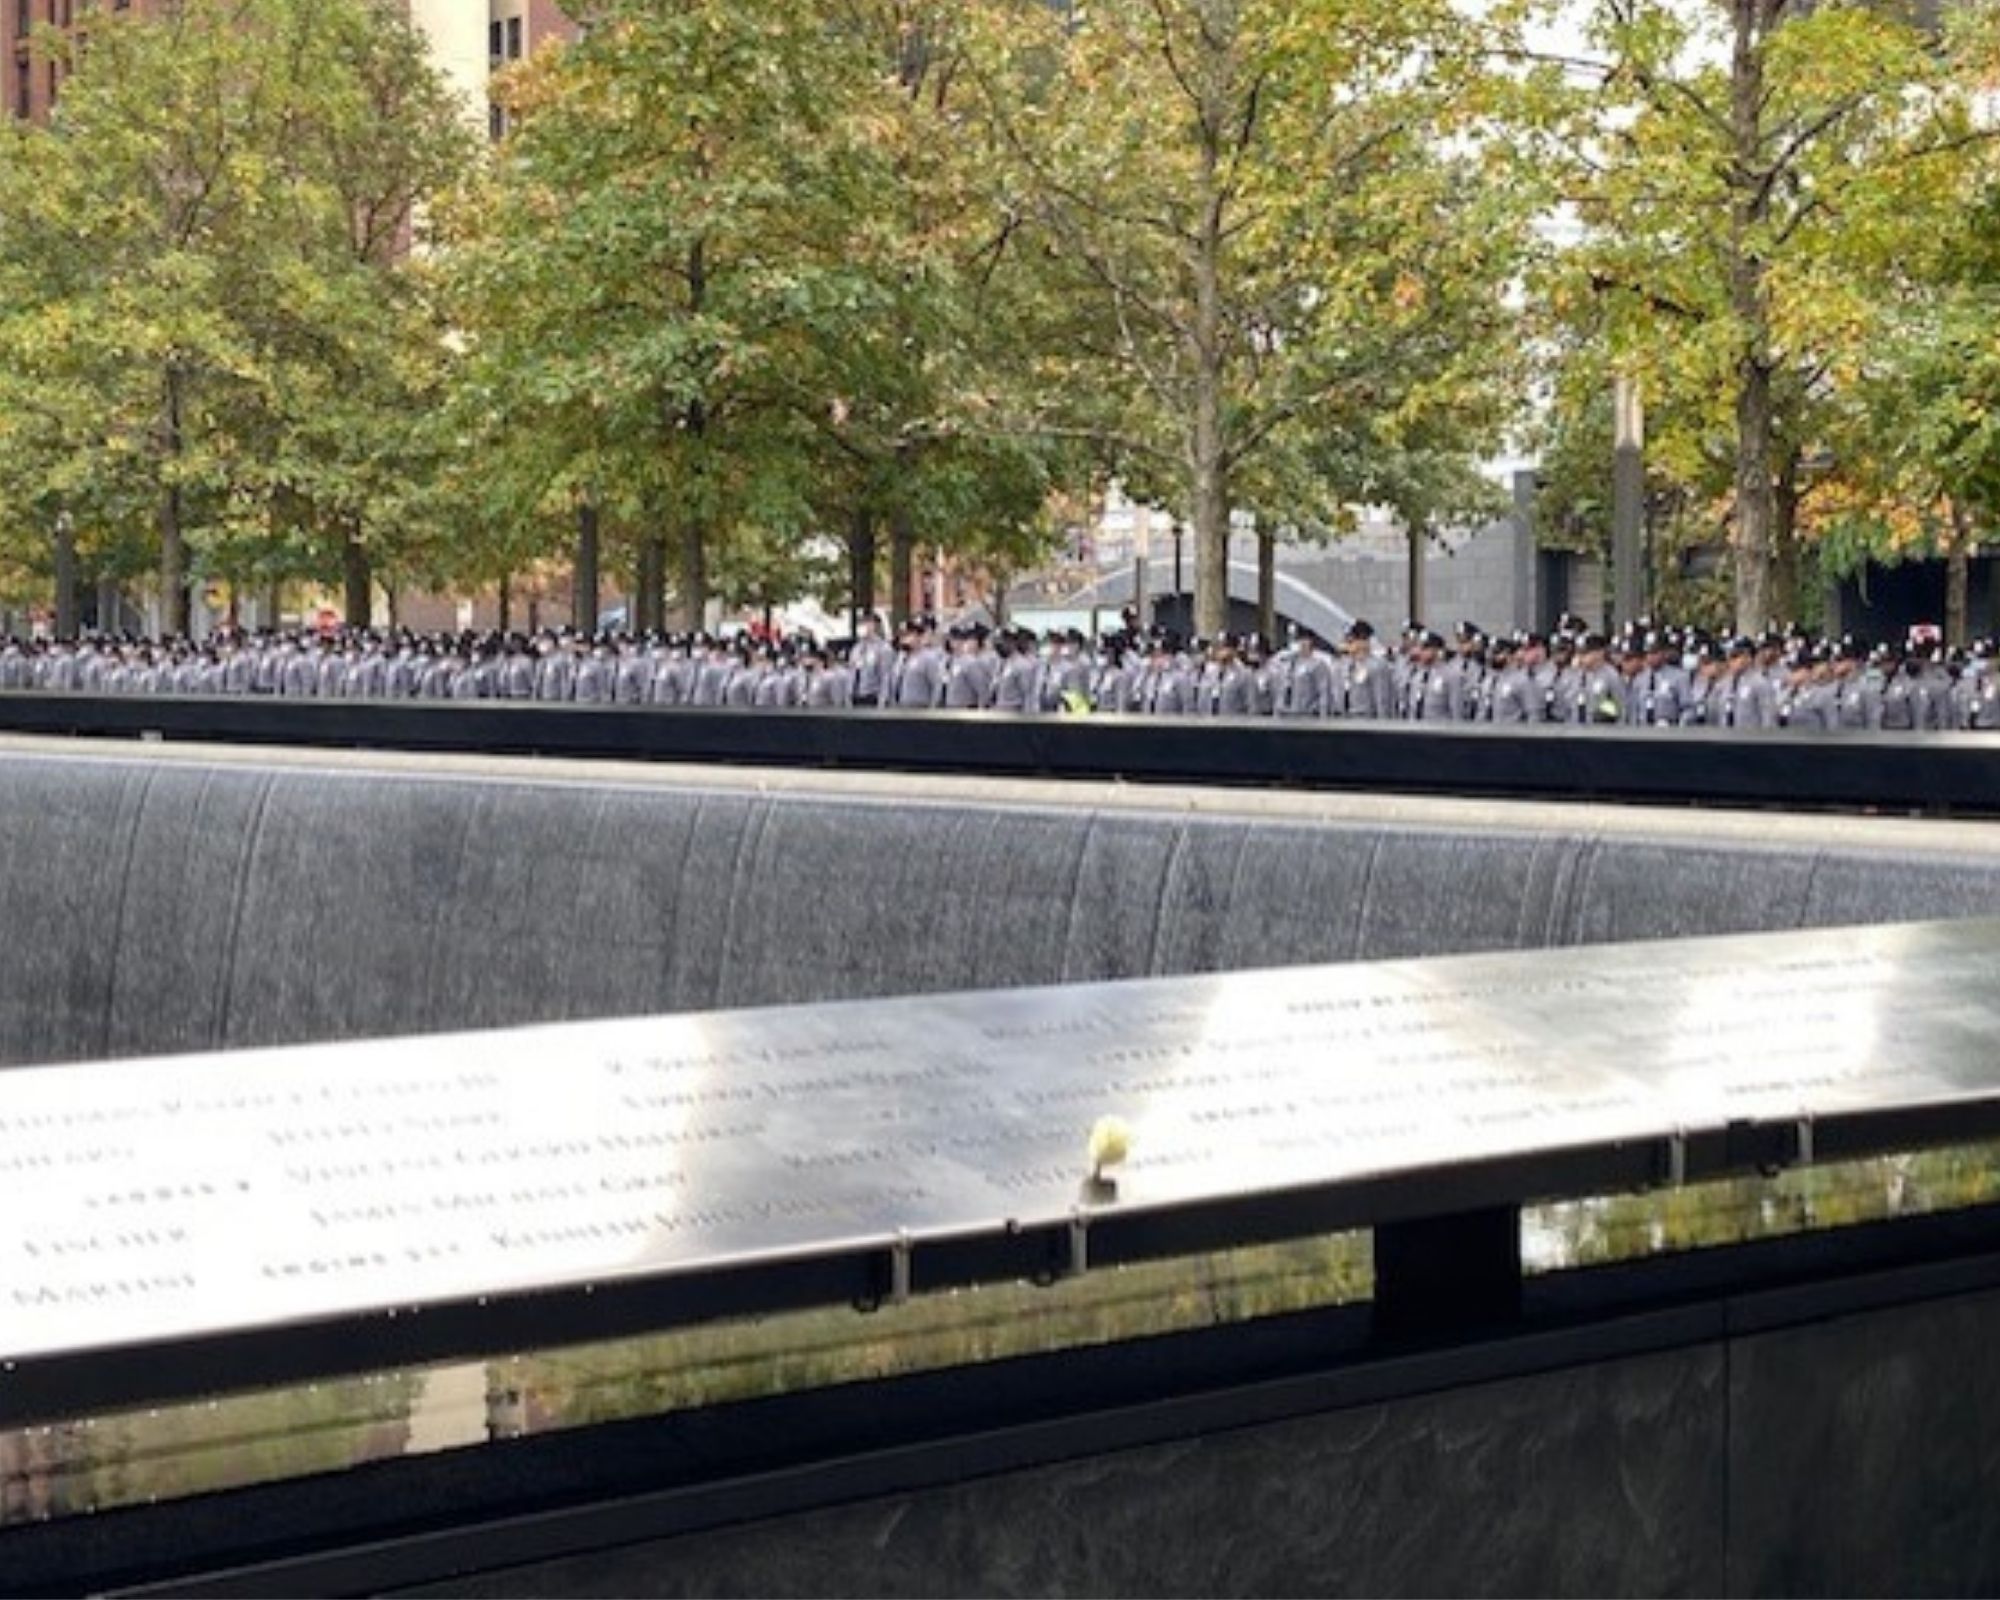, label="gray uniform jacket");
[944,652,997,709]
[1335,655,1396,719]
[1402,664,1463,722]
[850,637,893,703]
[1726,670,1778,729]
[891,647,947,709]
[992,654,1039,712]
[1280,655,1335,716]
[803,666,854,708]
[1484,666,1541,723]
